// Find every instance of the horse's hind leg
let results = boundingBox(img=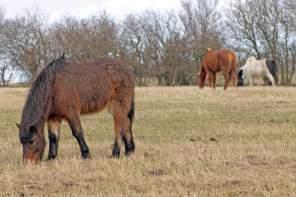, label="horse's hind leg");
[124,99,135,155]
[111,98,135,158]
[47,119,61,160]
[67,115,90,159]
[207,72,216,88]
[212,73,217,89]
[207,72,213,87]
[231,70,238,87]
[223,71,232,90]
[111,107,123,158]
